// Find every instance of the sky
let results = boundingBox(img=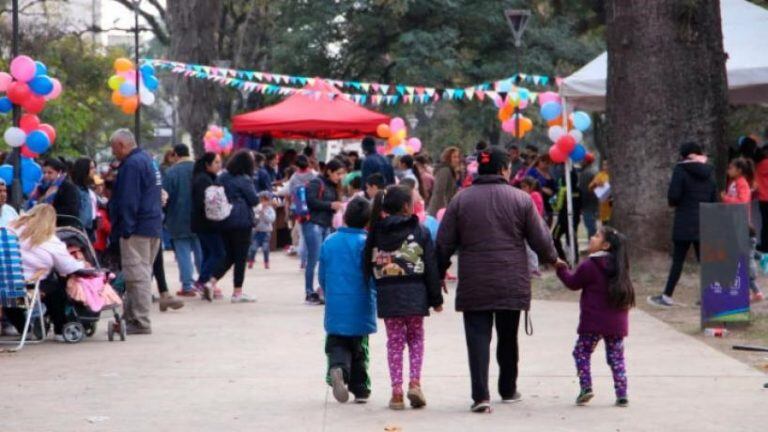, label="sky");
[101,0,163,34]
